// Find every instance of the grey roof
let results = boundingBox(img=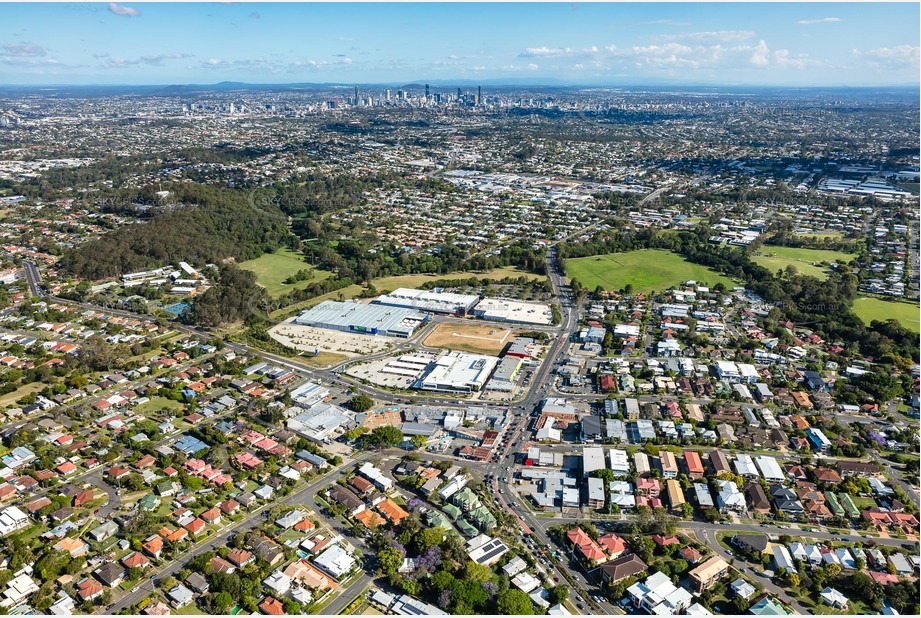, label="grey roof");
[294,300,425,335]
[174,435,208,454]
[399,422,439,436]
[693,483,714,508]
[491,356,523,382]
[581,415,603,437]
